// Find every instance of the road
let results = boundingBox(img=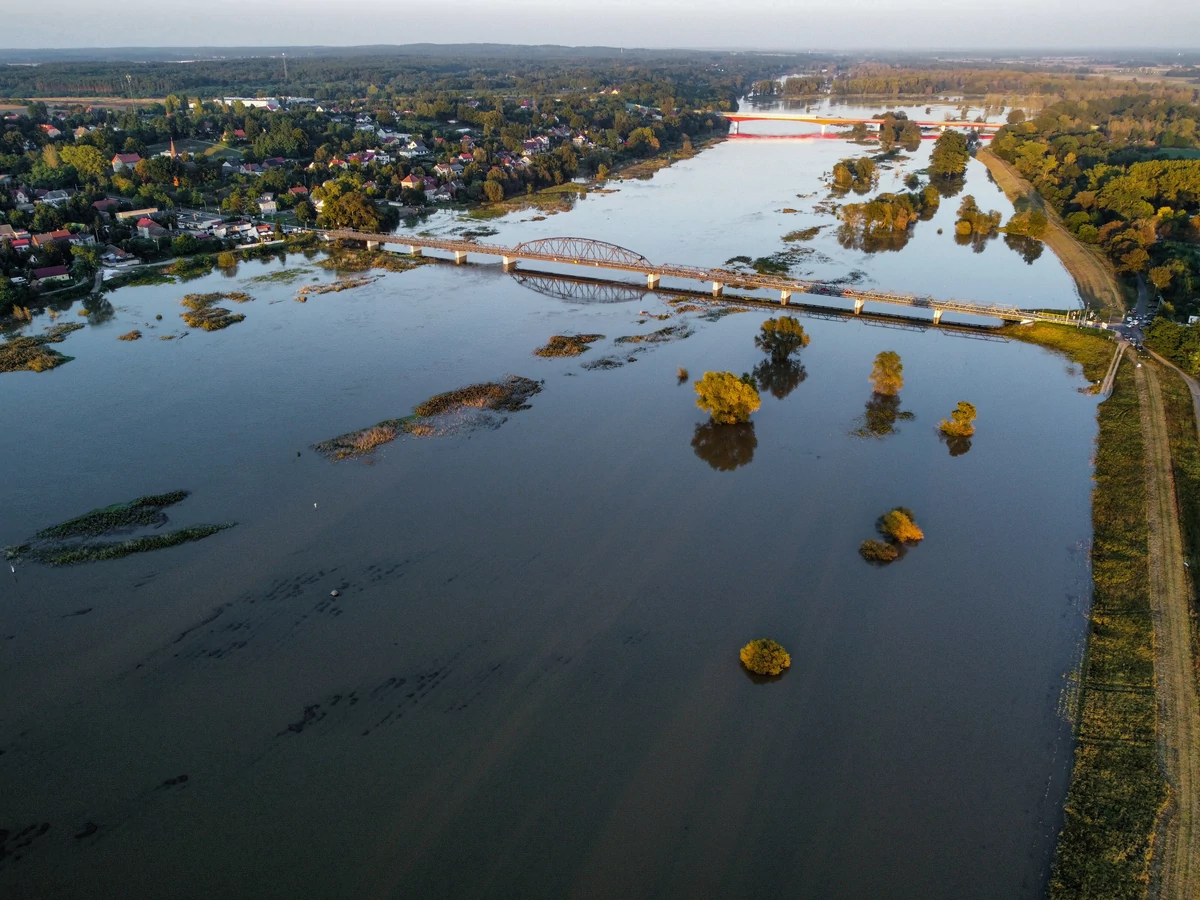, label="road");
[1133,358,1200,900]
